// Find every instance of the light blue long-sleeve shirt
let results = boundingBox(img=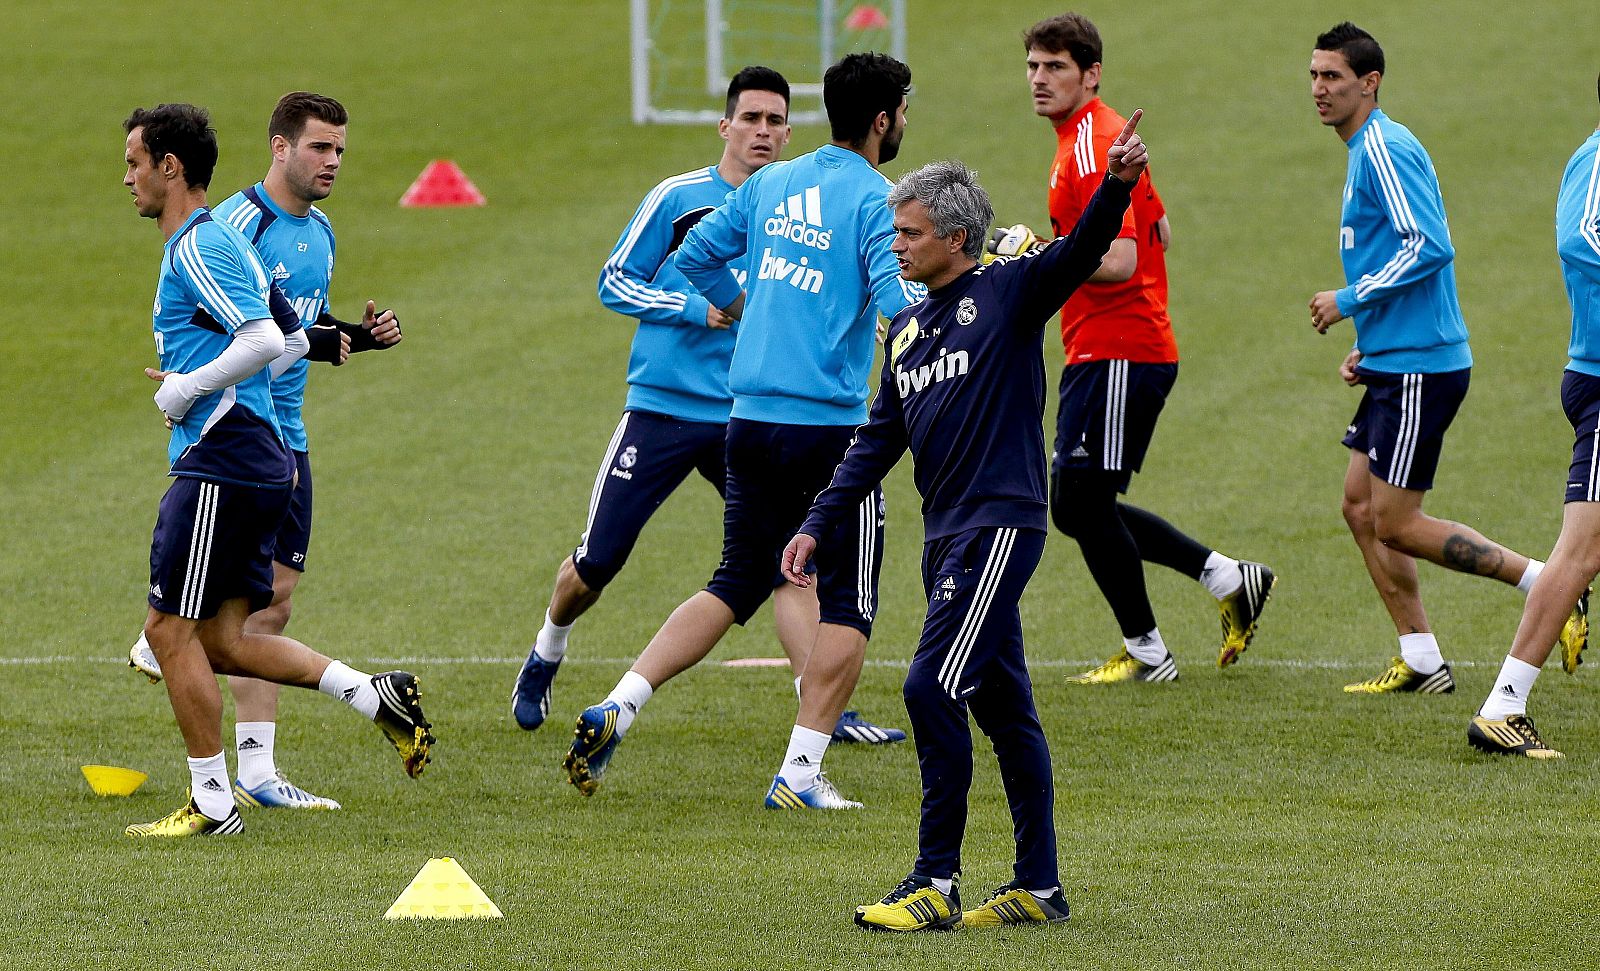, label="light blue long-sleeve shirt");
[676,144,925,426]
[1559,130,1600,377]
[1335,108,1472,374]
[596,164,744,423]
